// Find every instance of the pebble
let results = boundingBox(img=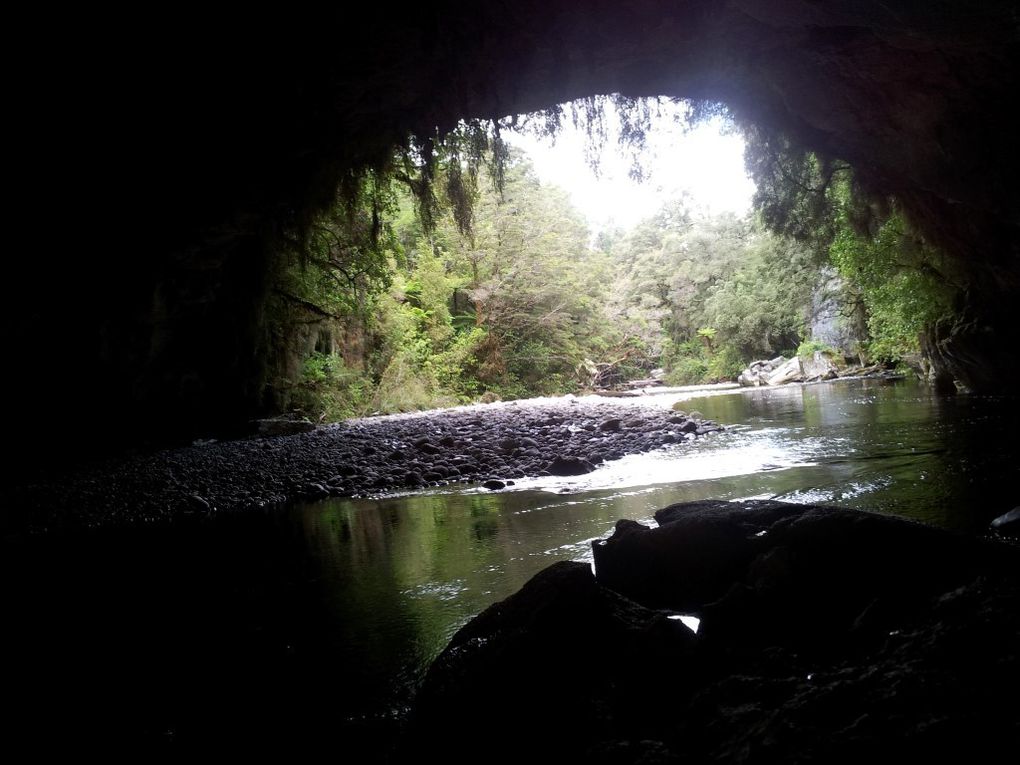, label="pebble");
[5,397,722,533]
